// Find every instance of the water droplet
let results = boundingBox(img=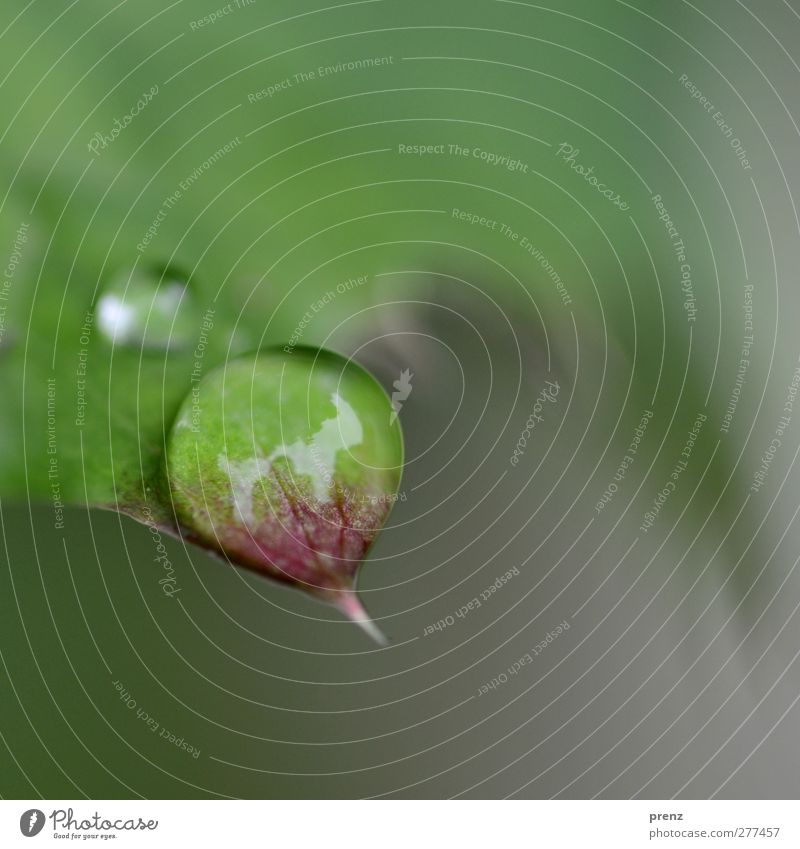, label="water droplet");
[96,264,200,351]
[166,346,404,641]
